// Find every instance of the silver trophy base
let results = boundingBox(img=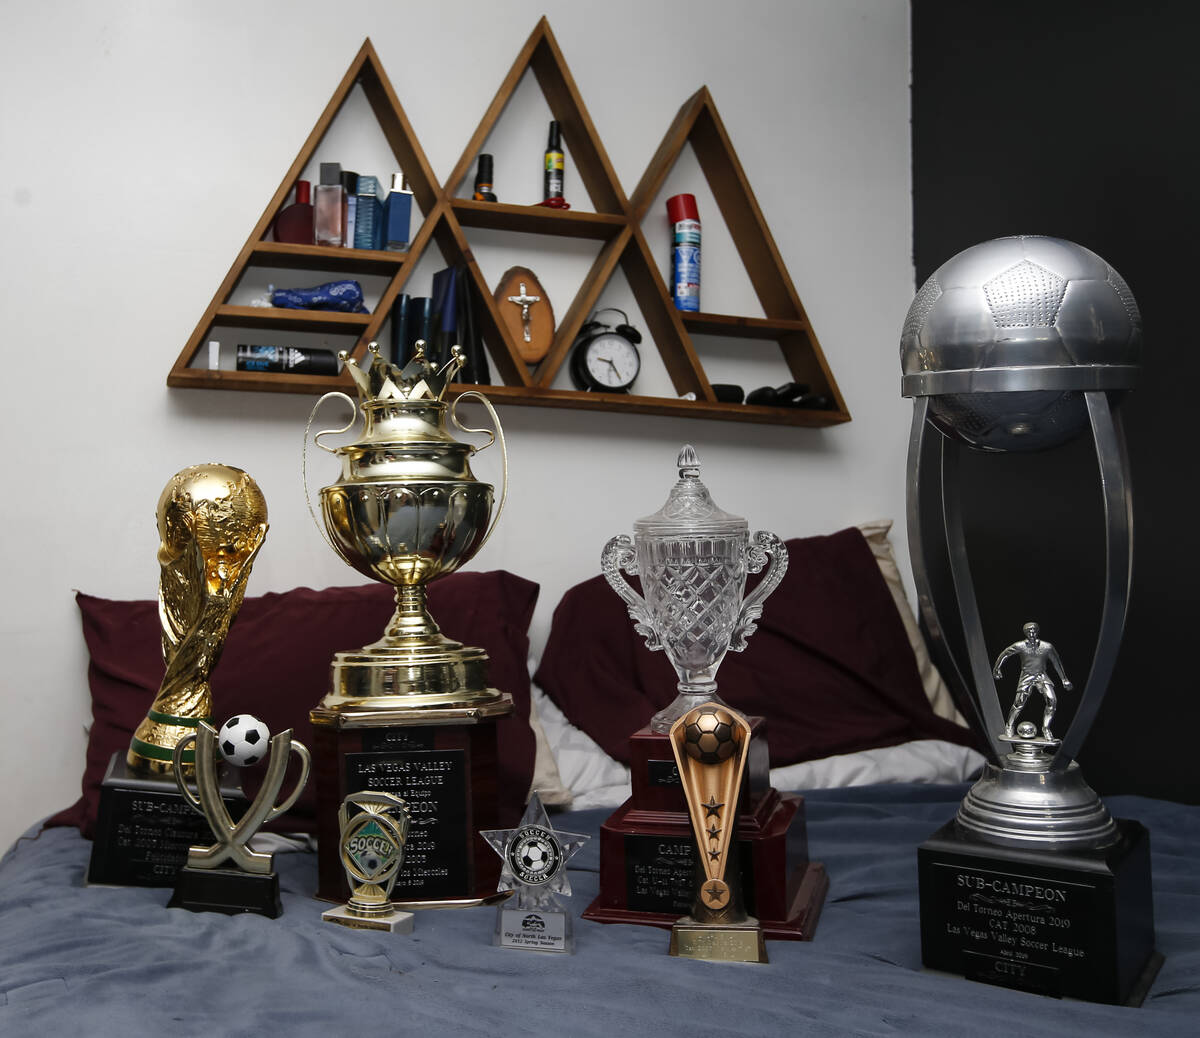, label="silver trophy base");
[957,756,1118,850]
